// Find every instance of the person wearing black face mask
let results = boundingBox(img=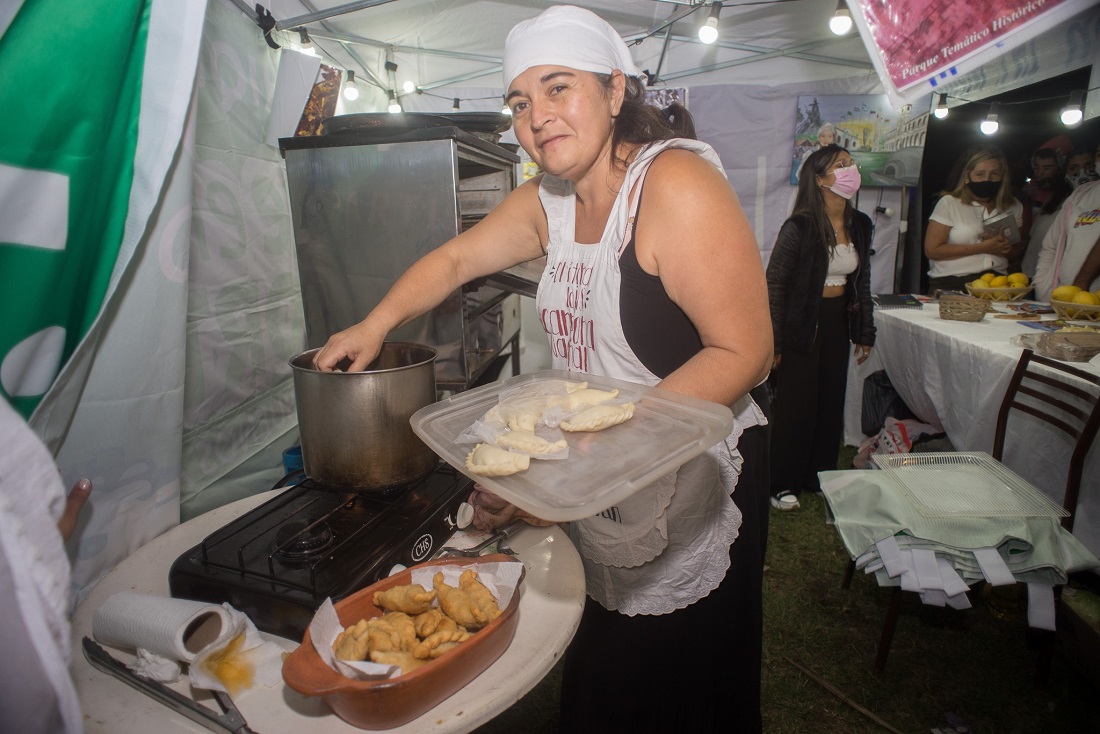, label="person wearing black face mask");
[1022,148,1074,277]
[924,148,1026,293]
